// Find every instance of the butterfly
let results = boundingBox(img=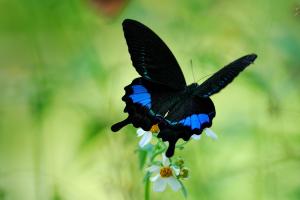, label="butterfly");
[111,19,257,157]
